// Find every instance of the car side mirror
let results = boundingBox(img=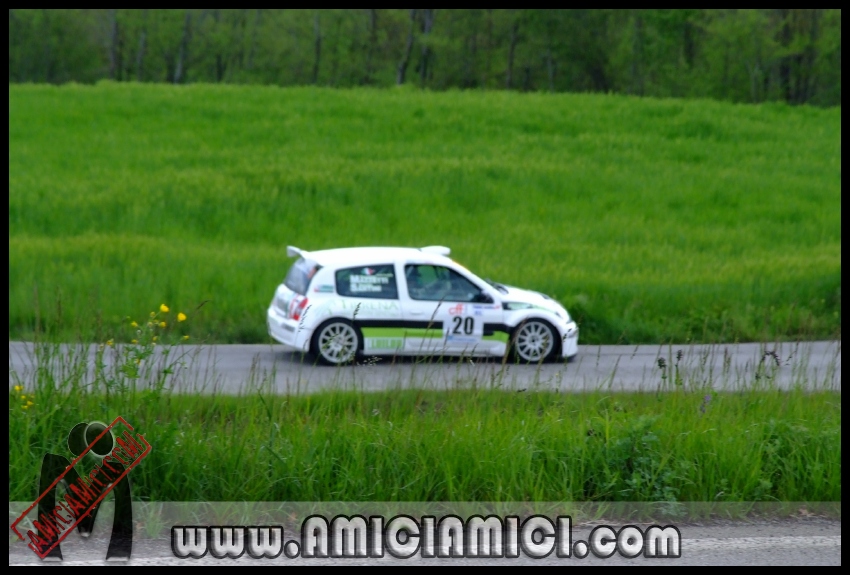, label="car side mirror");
[473,291,494,304]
